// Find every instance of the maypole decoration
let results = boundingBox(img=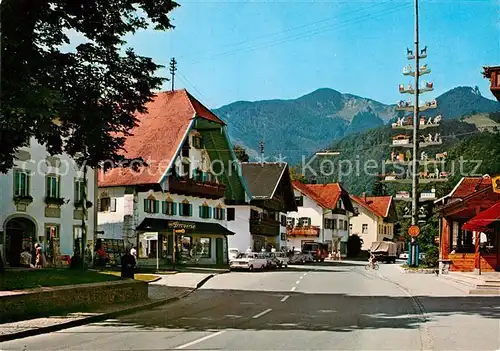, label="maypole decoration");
[379,44,449,267]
